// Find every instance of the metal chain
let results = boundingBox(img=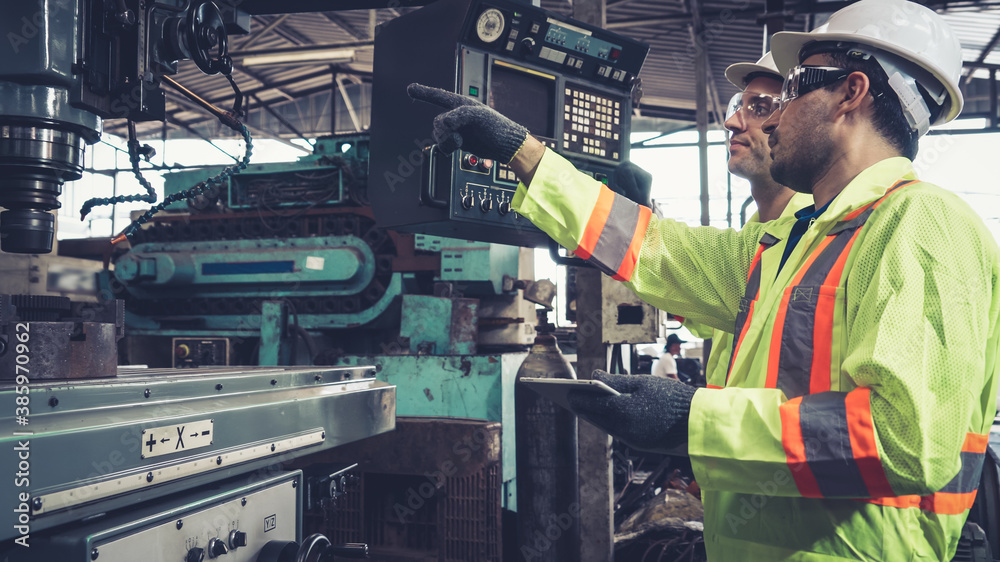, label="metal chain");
[116,125,253,242]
